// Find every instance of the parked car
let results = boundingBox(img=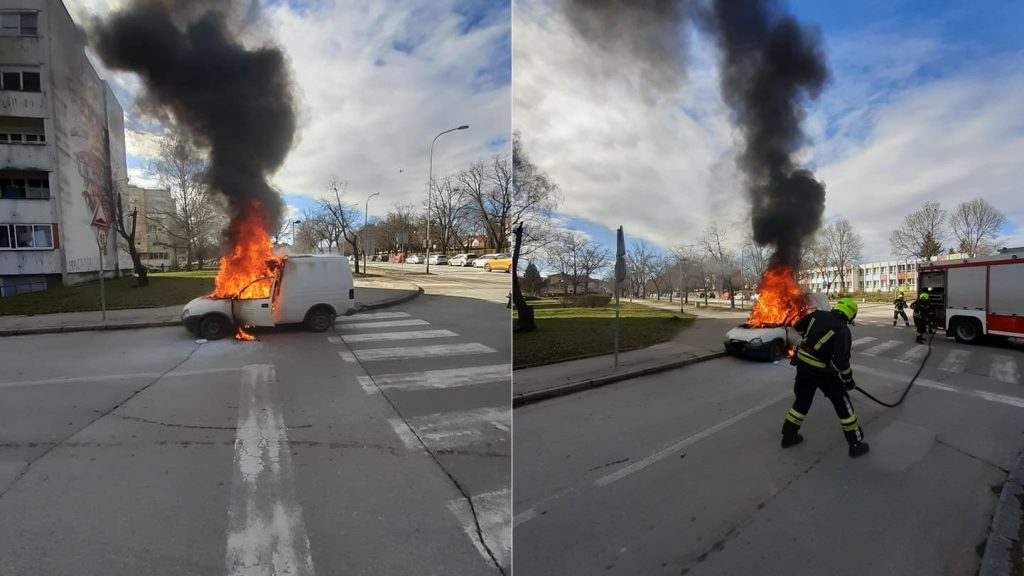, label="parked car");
[182,255,355,340]
[474,253,499,268]
[449,253,478,267]
[428,254,448,265]
[406,254,423,264]
[484,253,513,273]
